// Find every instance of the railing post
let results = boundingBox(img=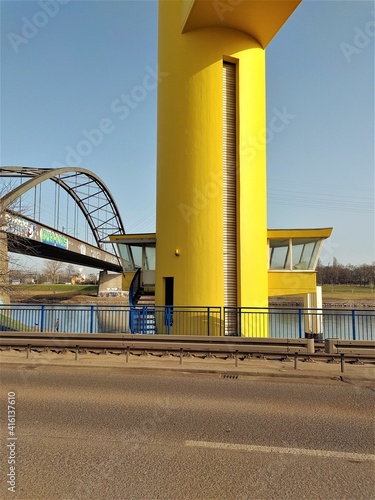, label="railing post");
[129,307,134,333]
[90,305,95,334]
[237,307,241,337]
[223,307,226,336]
[167,306,170,335]
[166,306,171,335]
[141,306,146,334]
[207,307,210,336]
[352,310,356,341]
[40,305,45,333]
[298,309,303,339]
[221,307,223,337]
